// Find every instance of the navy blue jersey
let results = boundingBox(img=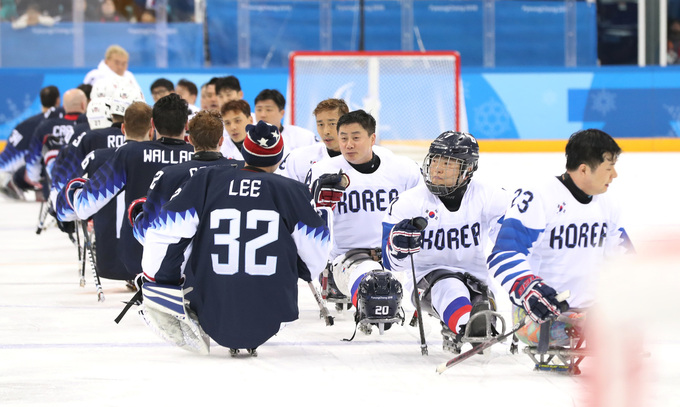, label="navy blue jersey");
[0,107,62,173]
[81,146,127,280]
[25,113,85,184]
[50,123,125,194]
[142,167,331,349]
[132,151,244,244]
[57,137,194,279]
